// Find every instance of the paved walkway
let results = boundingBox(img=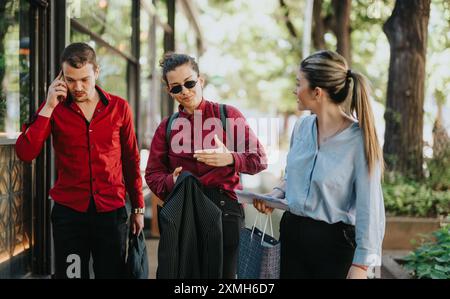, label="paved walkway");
[145,238,158,279]
[144,205,410,279]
